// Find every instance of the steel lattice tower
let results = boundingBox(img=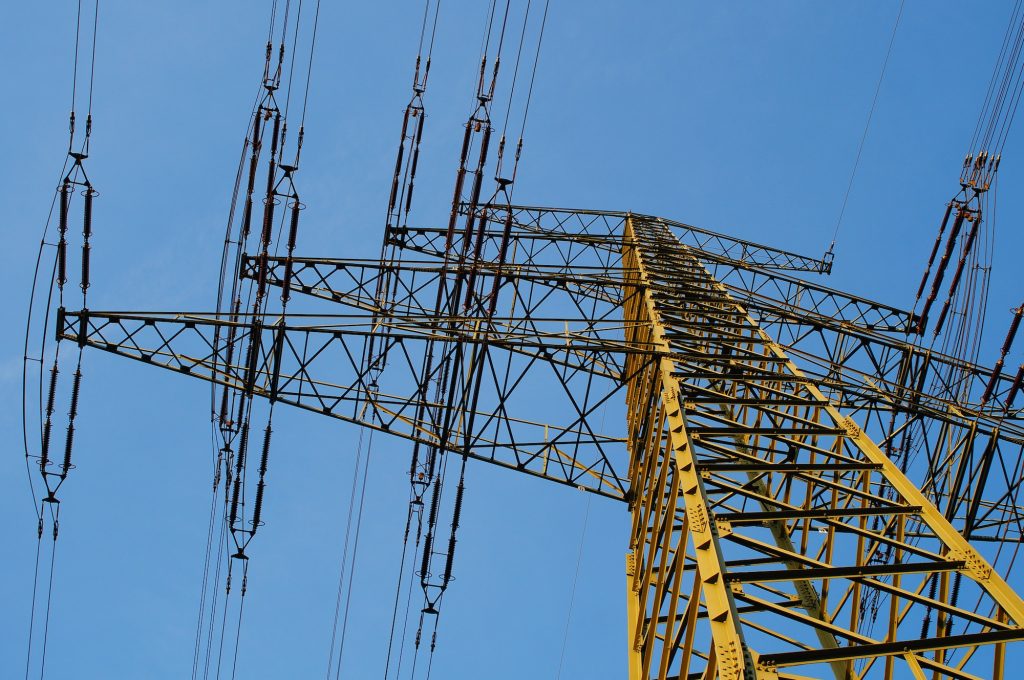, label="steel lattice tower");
[52,200,1024,679]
